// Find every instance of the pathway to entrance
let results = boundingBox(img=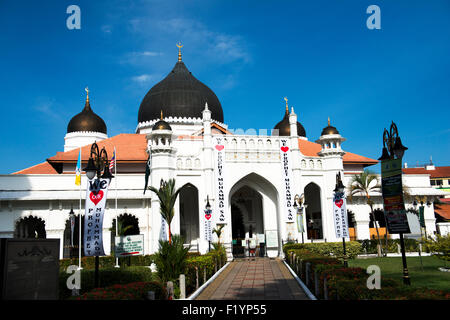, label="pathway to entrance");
[195,257,309,300]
